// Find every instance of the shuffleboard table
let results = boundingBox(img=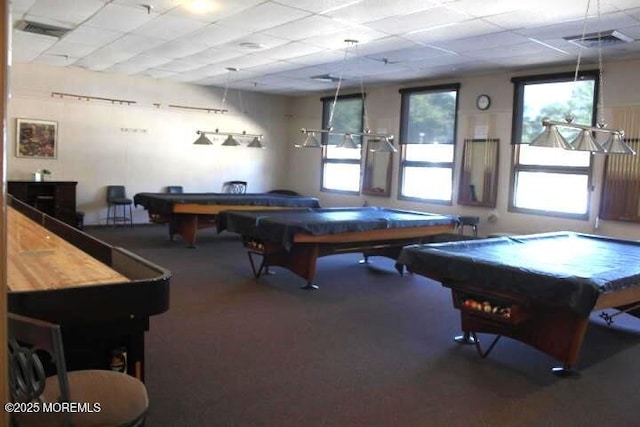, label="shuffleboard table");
[396,232,640,375]
[134,192,321,247]
[8,197,171,381]
[218,207,459,289]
